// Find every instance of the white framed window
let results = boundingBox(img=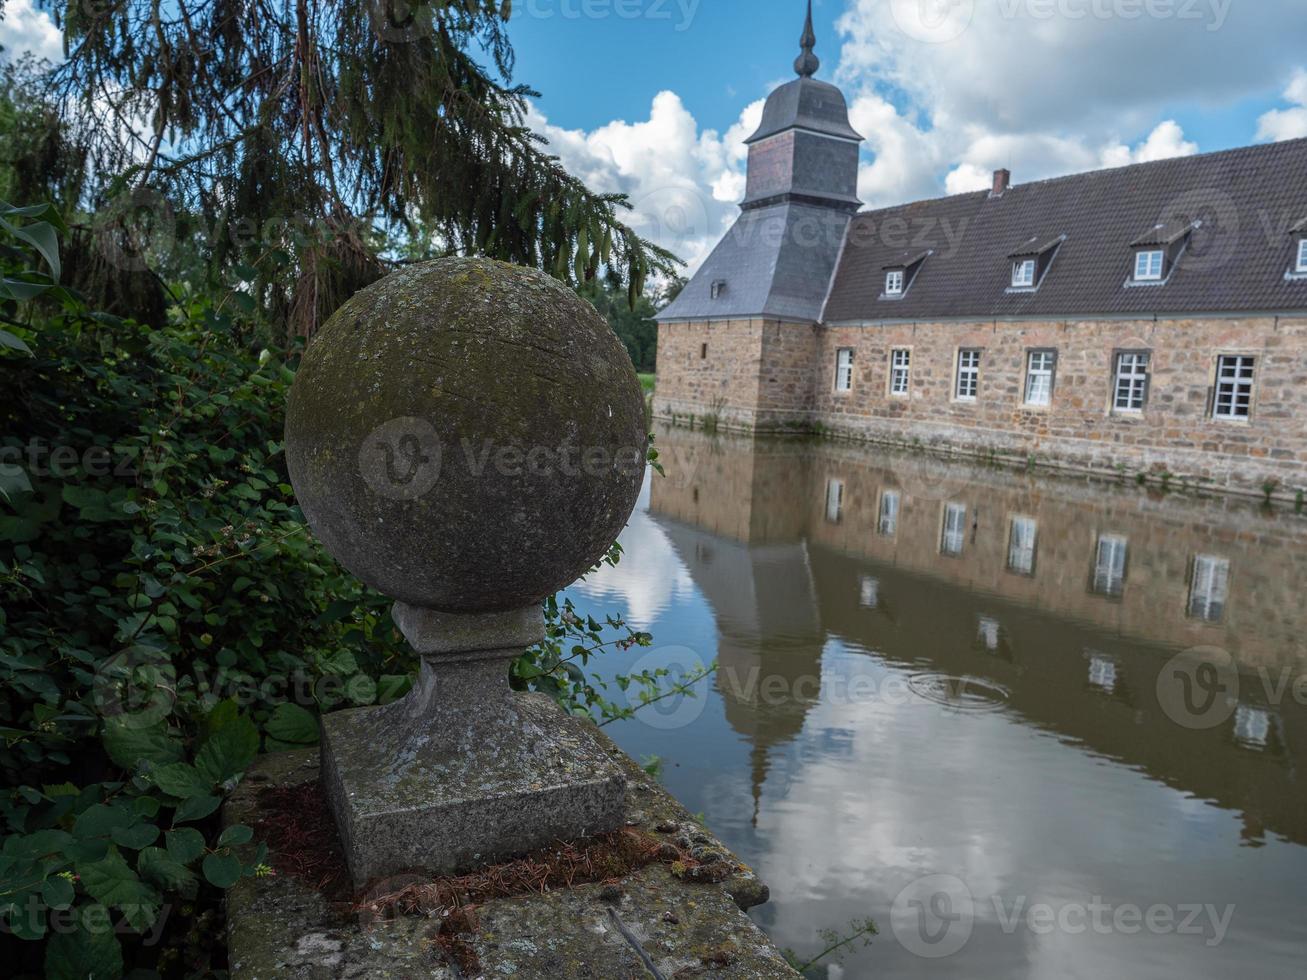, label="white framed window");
[1297,238,1307,273]
[885,270,904,295]
[825,478,844,524]
[1092,534,1128,598]
[1134,249,1165,281]
[1007,516,1038,576]
[955,349,980,401]
[1024,350,1056,406]
[941,502,968,557]
[1088,653,1118,693]
[859,575,880,610]
[835,348,854,392]
[710,280,726,299]
[1213,355,1255,420]
[877,490,900,537]
[1234,704,1272,749]
[890,349,911,396]
[1188,555,1230,623]
[1012,259,1036,288]
[1113,351,1151,412]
